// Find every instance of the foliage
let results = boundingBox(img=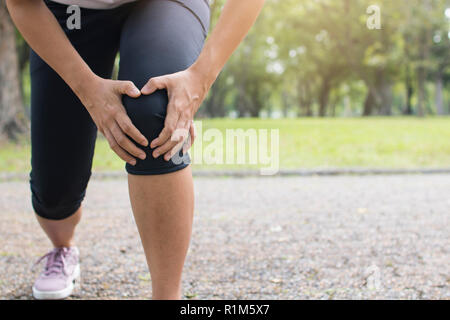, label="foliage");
[202,0,450,117]
[7,0,450,125]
